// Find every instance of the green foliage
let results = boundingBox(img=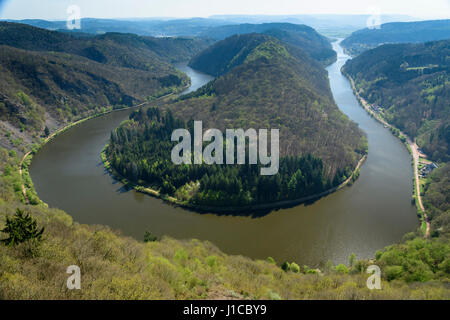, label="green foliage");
[335,264,349,274]
[106,109,336,208]
[290,262,300,273]
[266,257,276,264]
[143,230,158,243]
[0,209,44,246]
[0,21,200,138]
[423,163,450,239]
[344,39,450,162]
[180,33,366,183]
[281,261,290,272]
[375,237,449,282]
